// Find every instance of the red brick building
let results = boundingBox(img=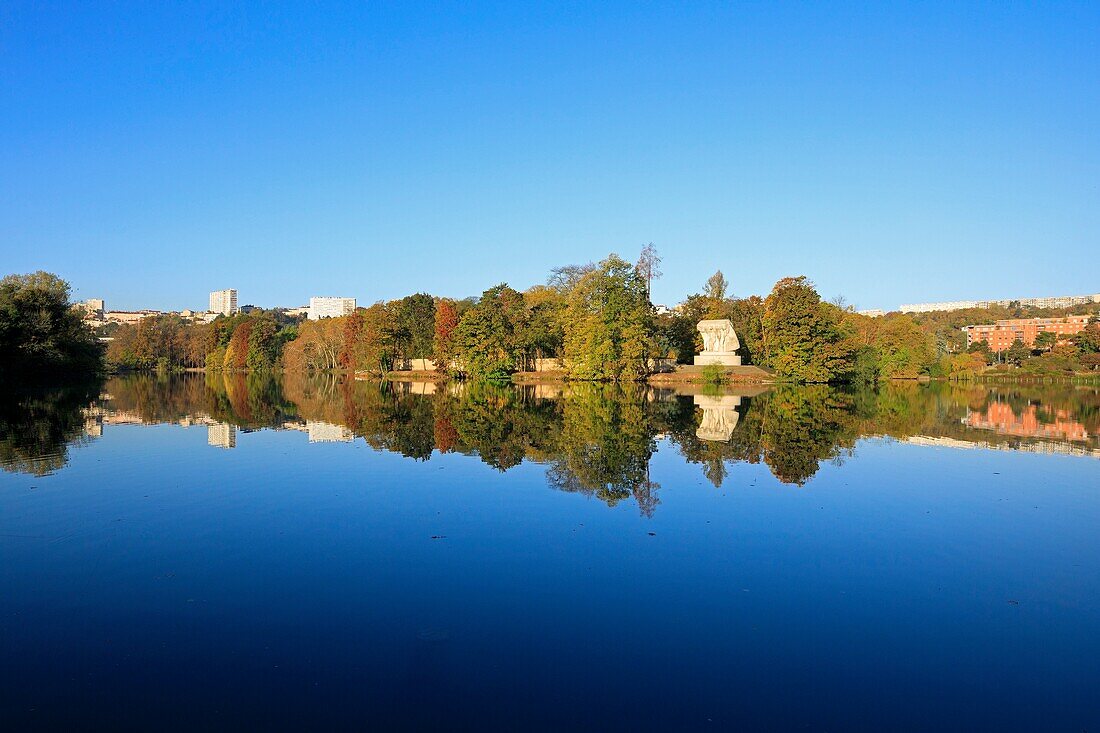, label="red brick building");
[963,315,1091,352]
